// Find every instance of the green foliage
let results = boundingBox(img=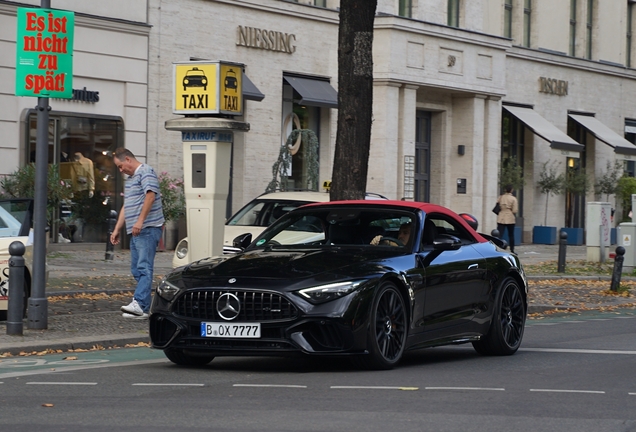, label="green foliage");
[0,163,73,223]
[617,175,636,221]
[537,160,565,226]
[267,129,319,193]
[594,160,623,201]
[564,167,590,195]
[158,172,185,222]
[498,156,525,191]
